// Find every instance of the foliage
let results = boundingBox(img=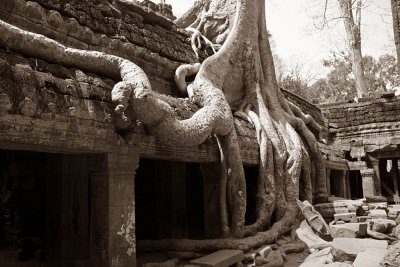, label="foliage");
[281,52,400,104]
